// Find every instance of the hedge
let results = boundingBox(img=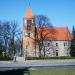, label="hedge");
[0,56,12,61]
[26,56,75,60]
